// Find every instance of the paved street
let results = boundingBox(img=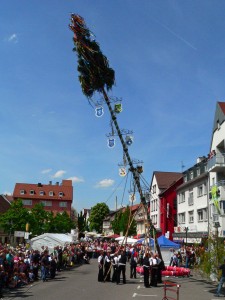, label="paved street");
[2,259,222,300]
